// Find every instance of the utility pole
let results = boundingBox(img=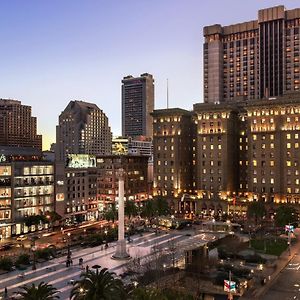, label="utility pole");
[228,271,233,300]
